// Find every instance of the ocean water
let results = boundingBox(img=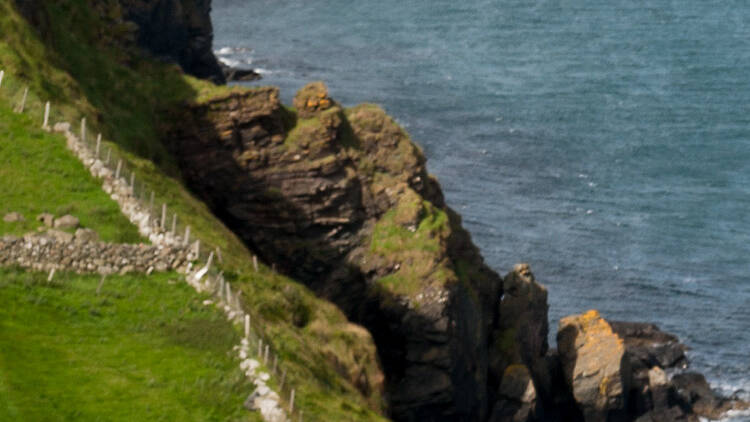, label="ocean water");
[212,0,750,407]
